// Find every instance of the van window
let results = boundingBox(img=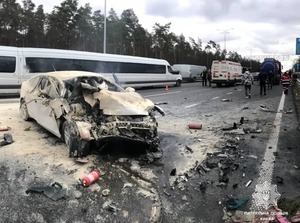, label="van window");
[0,56,16,73]
[25,57,166,74]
